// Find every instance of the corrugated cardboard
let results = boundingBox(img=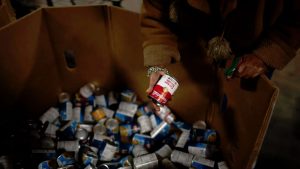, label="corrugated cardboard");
[0,5,278,169]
